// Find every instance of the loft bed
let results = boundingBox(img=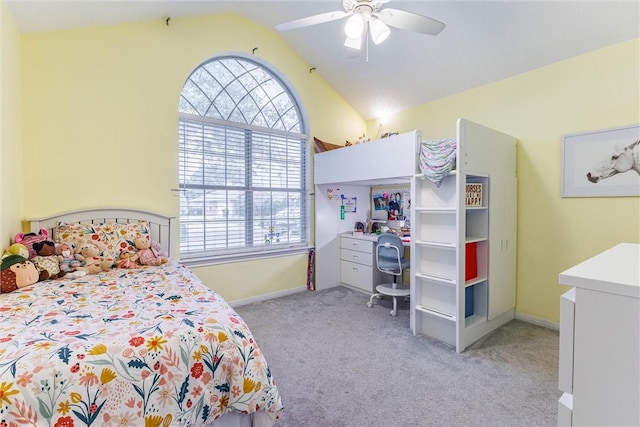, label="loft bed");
[314,130,421,186]
[0,208,283,427]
